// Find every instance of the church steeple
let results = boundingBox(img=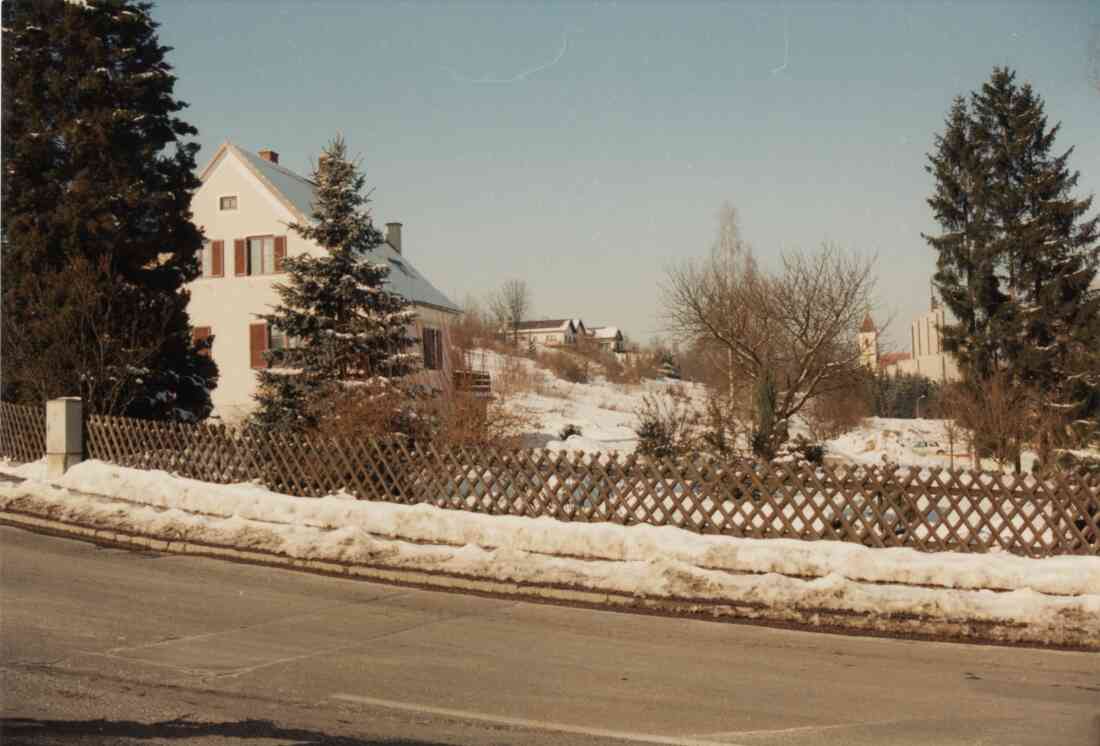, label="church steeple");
[858,312,879,370]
